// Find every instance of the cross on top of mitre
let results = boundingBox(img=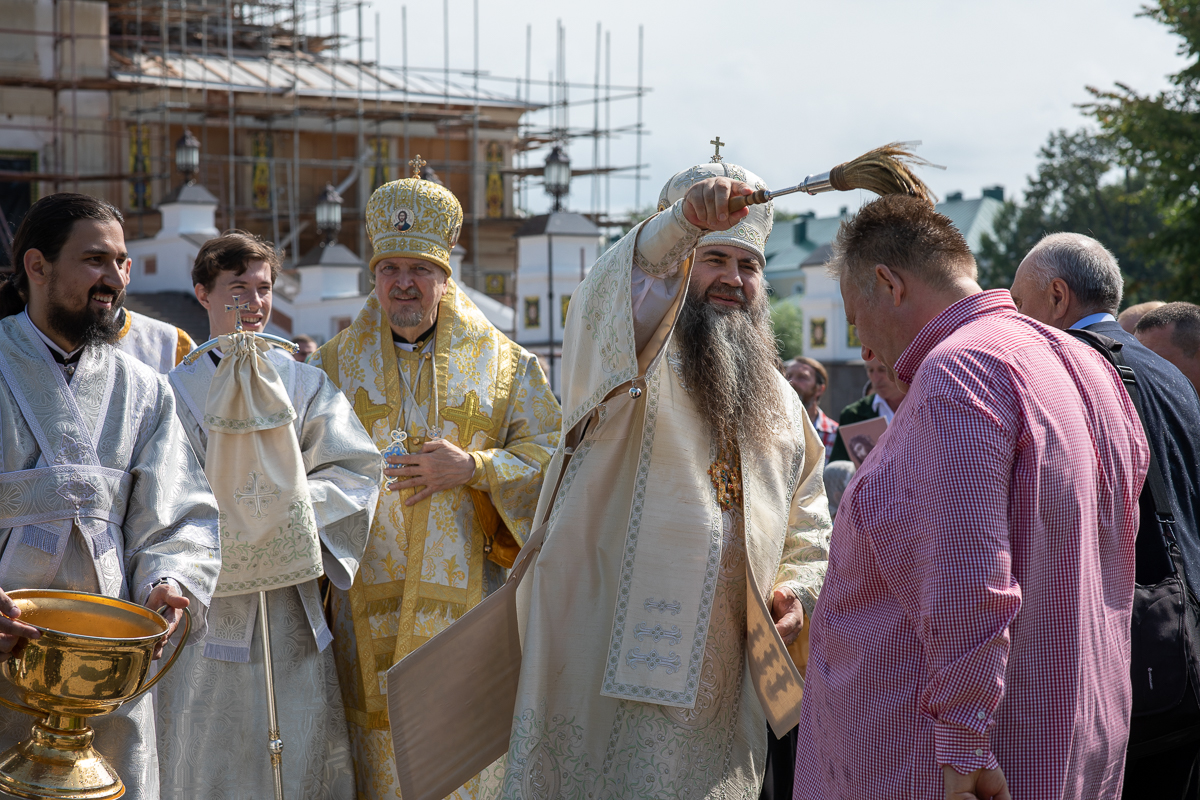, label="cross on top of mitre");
[710,136,725,163]
[409,154,427,179]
